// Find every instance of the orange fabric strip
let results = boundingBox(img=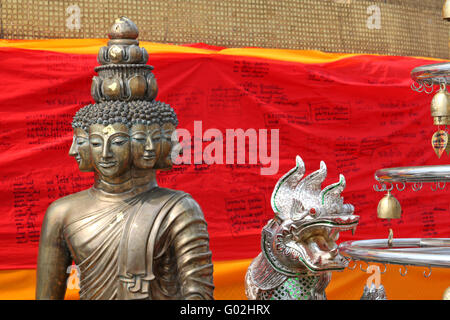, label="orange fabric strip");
[1,39,445,64]
[1,261,449,300]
